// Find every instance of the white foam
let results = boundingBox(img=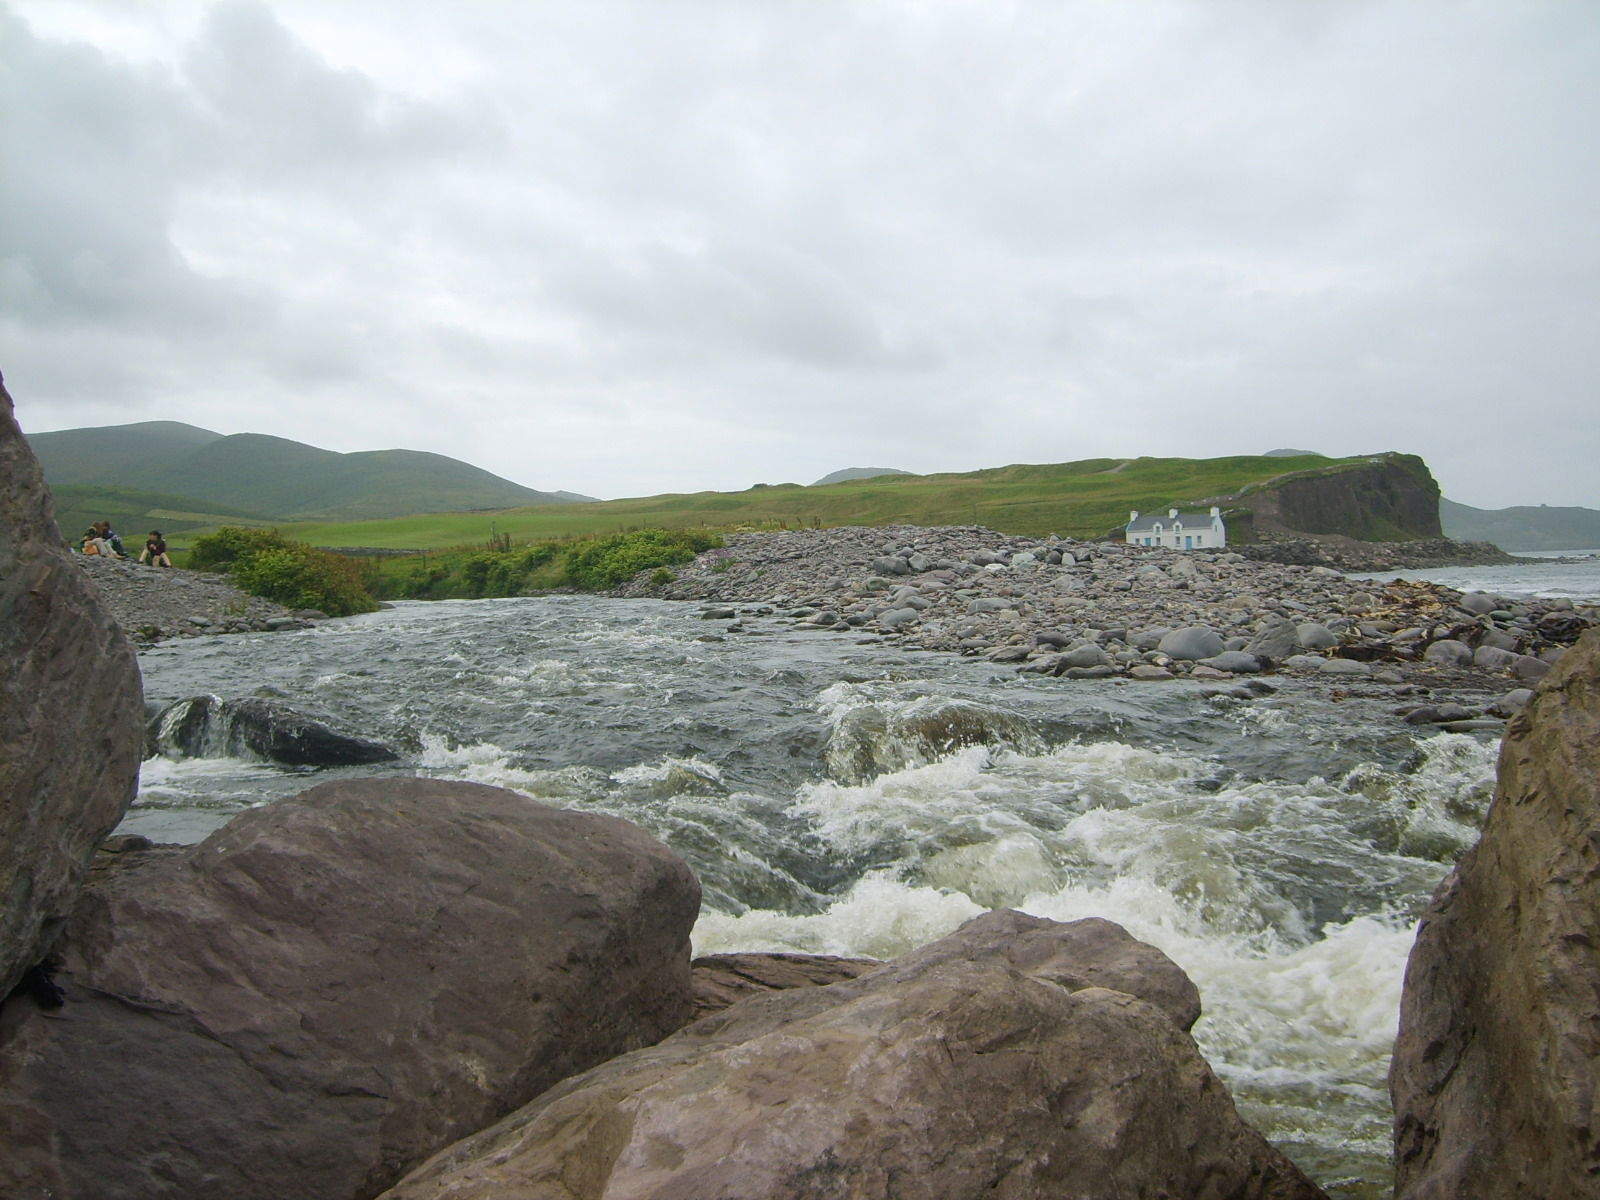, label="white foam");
[692,858,1419,1120]
[699,730,1490,1140]
[416,732,516,774]
[613,757,725,788]
[693,873,984,960]
[137,754,263,789]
